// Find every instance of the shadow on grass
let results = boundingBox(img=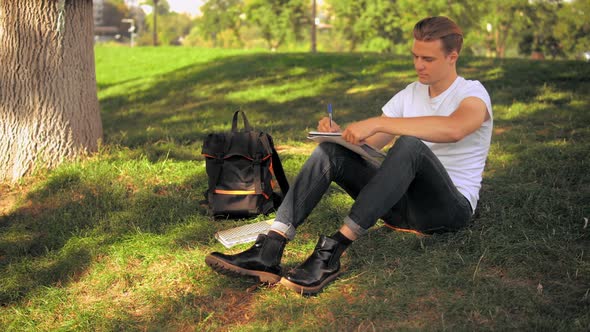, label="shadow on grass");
[0,168,215,304]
